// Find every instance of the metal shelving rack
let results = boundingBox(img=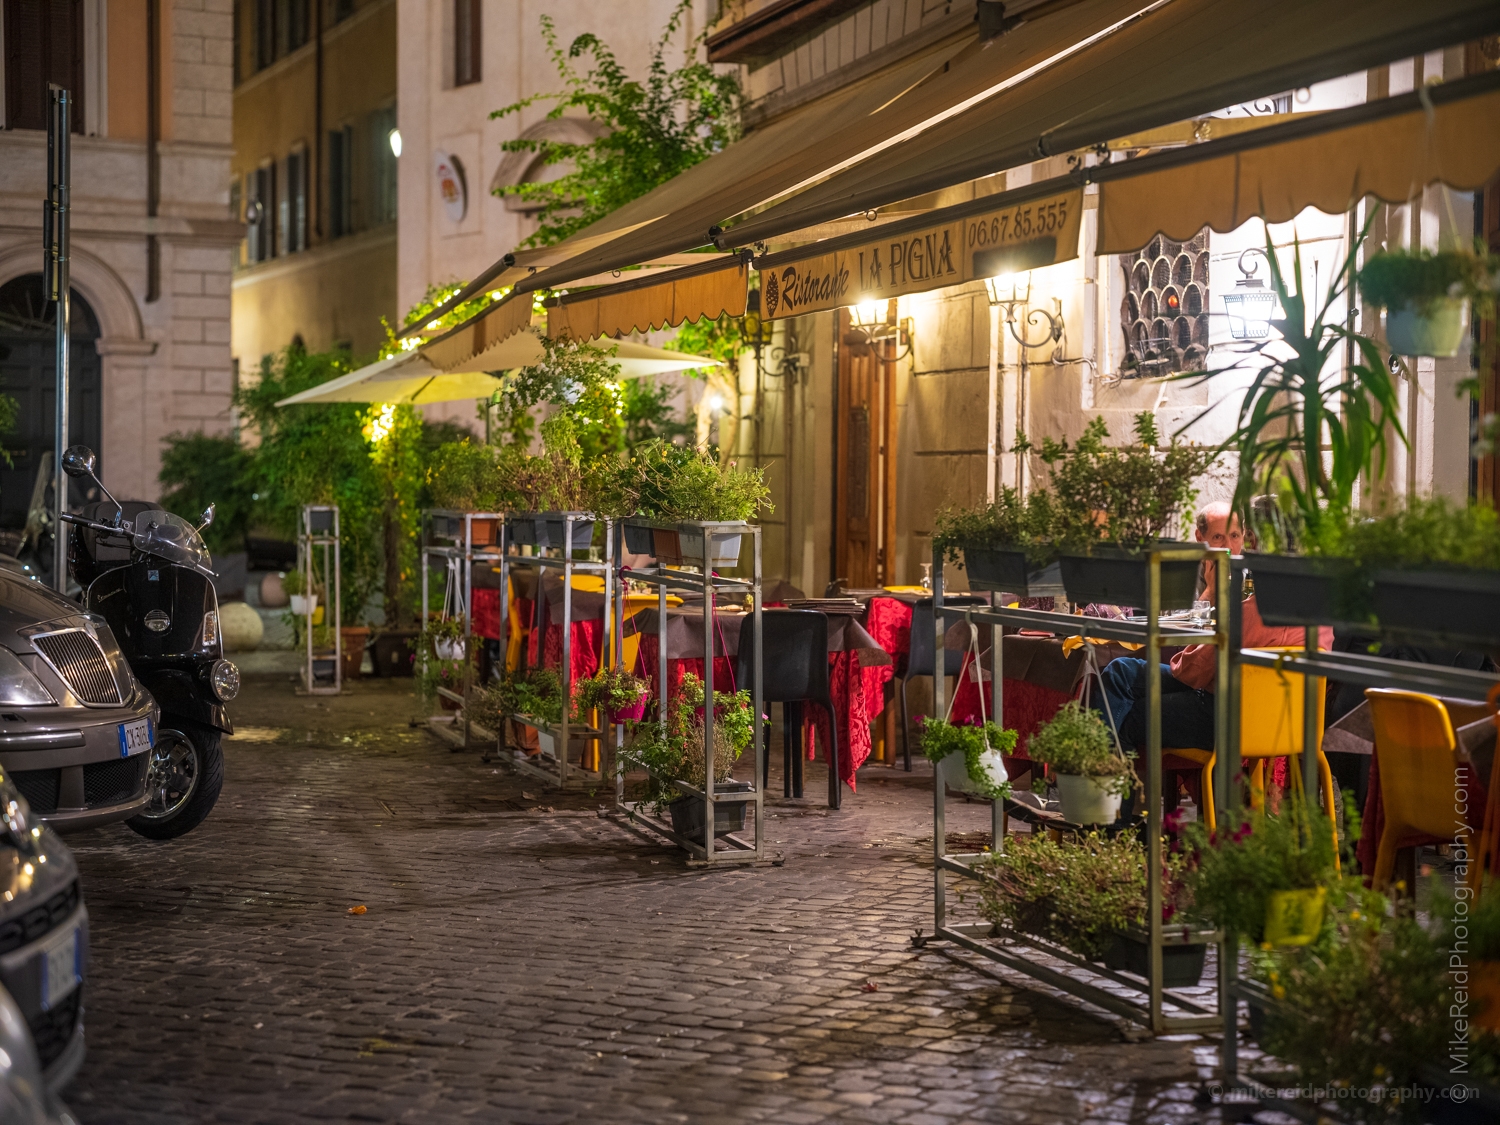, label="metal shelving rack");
[925,541,1231,1033]
[608,521,771,867]
[299,505,341,695]
[420,509,505,749]
[496,513,614,791]
[1219,558,1500,1116]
